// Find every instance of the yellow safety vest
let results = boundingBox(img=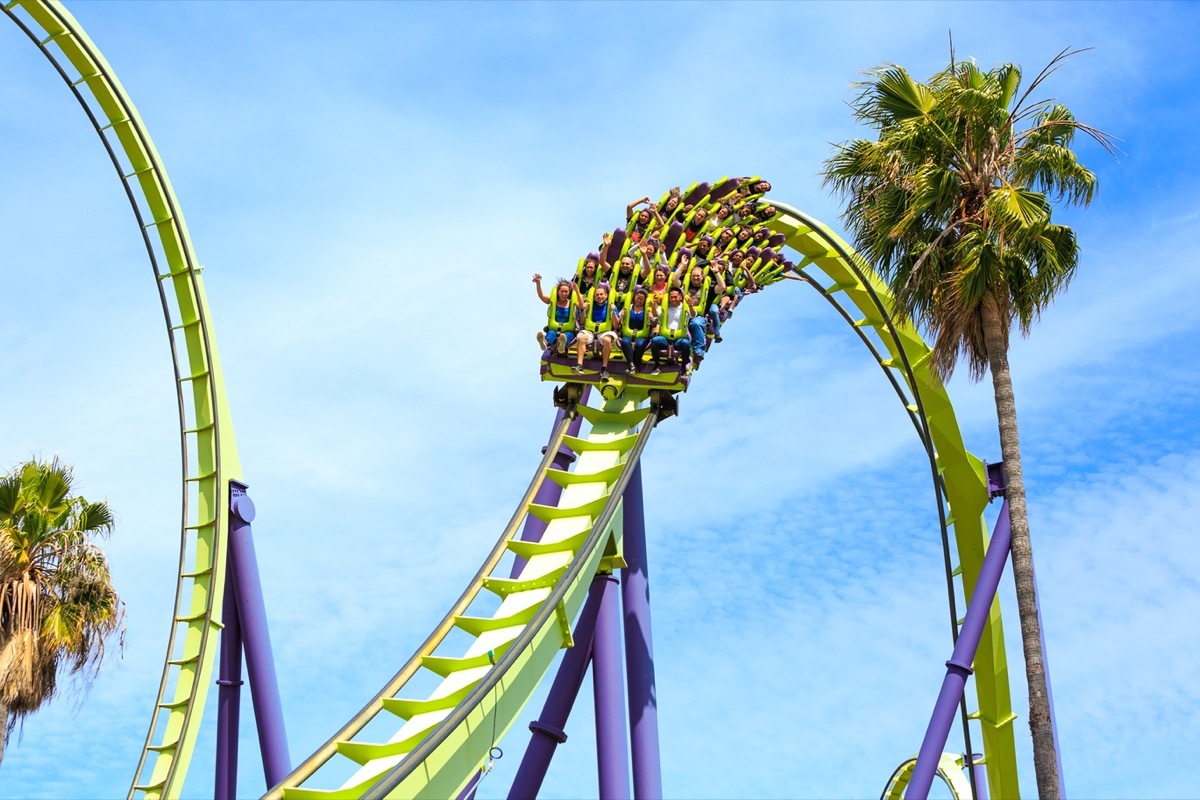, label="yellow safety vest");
[621,301,654,338]
[546,296,577,333]
[583,288,615,334]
